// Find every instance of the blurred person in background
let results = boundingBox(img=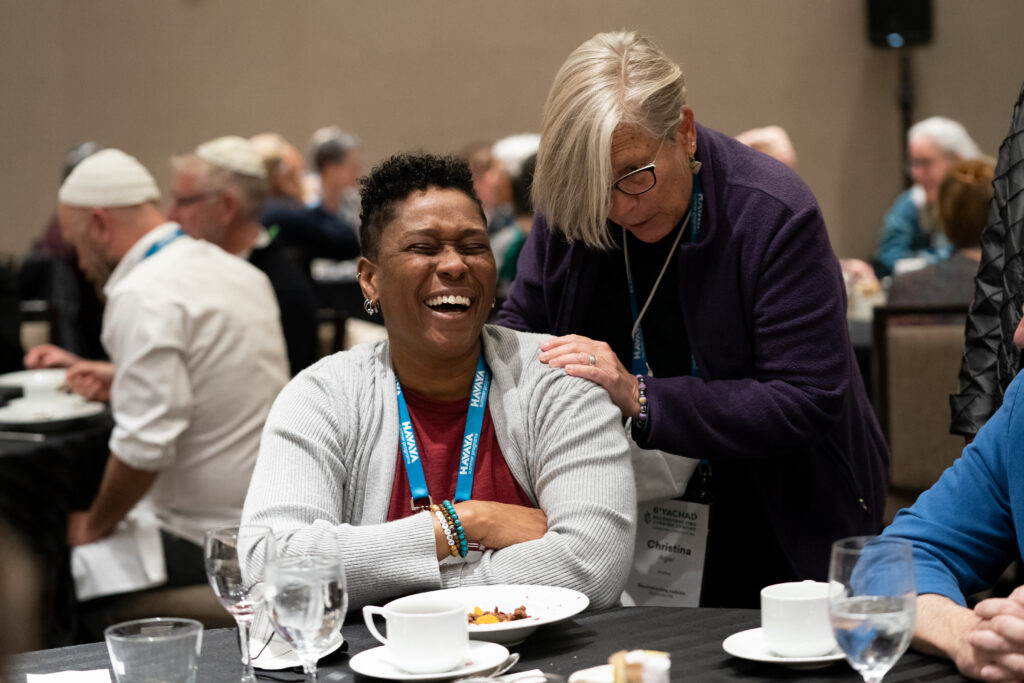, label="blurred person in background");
[251,132,360,276]
[496,152,537,300]
[309,125,363,232]
[480,134,540,299]
[25,149,287,613]
[169,136,318,375]
[871,116,986,278]
[734,125,797,169]
[888,160,994,306]
[460,140,495,221]
[20,142,107,361]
